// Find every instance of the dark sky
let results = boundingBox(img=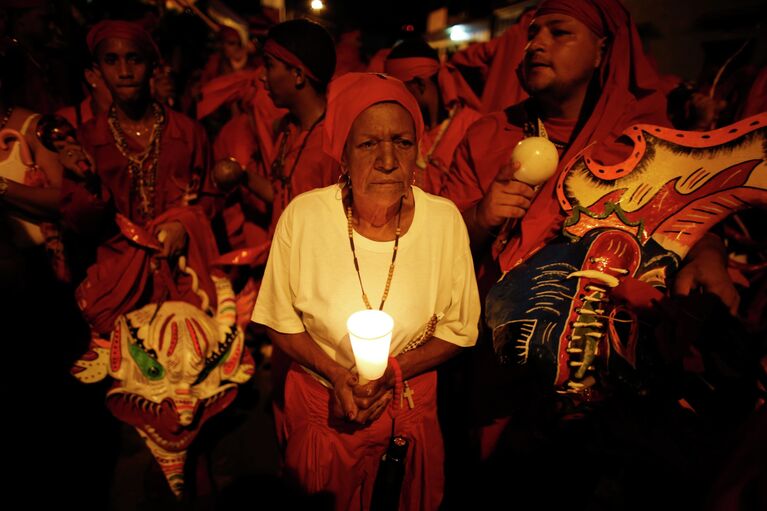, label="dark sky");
[285,0,496,33]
